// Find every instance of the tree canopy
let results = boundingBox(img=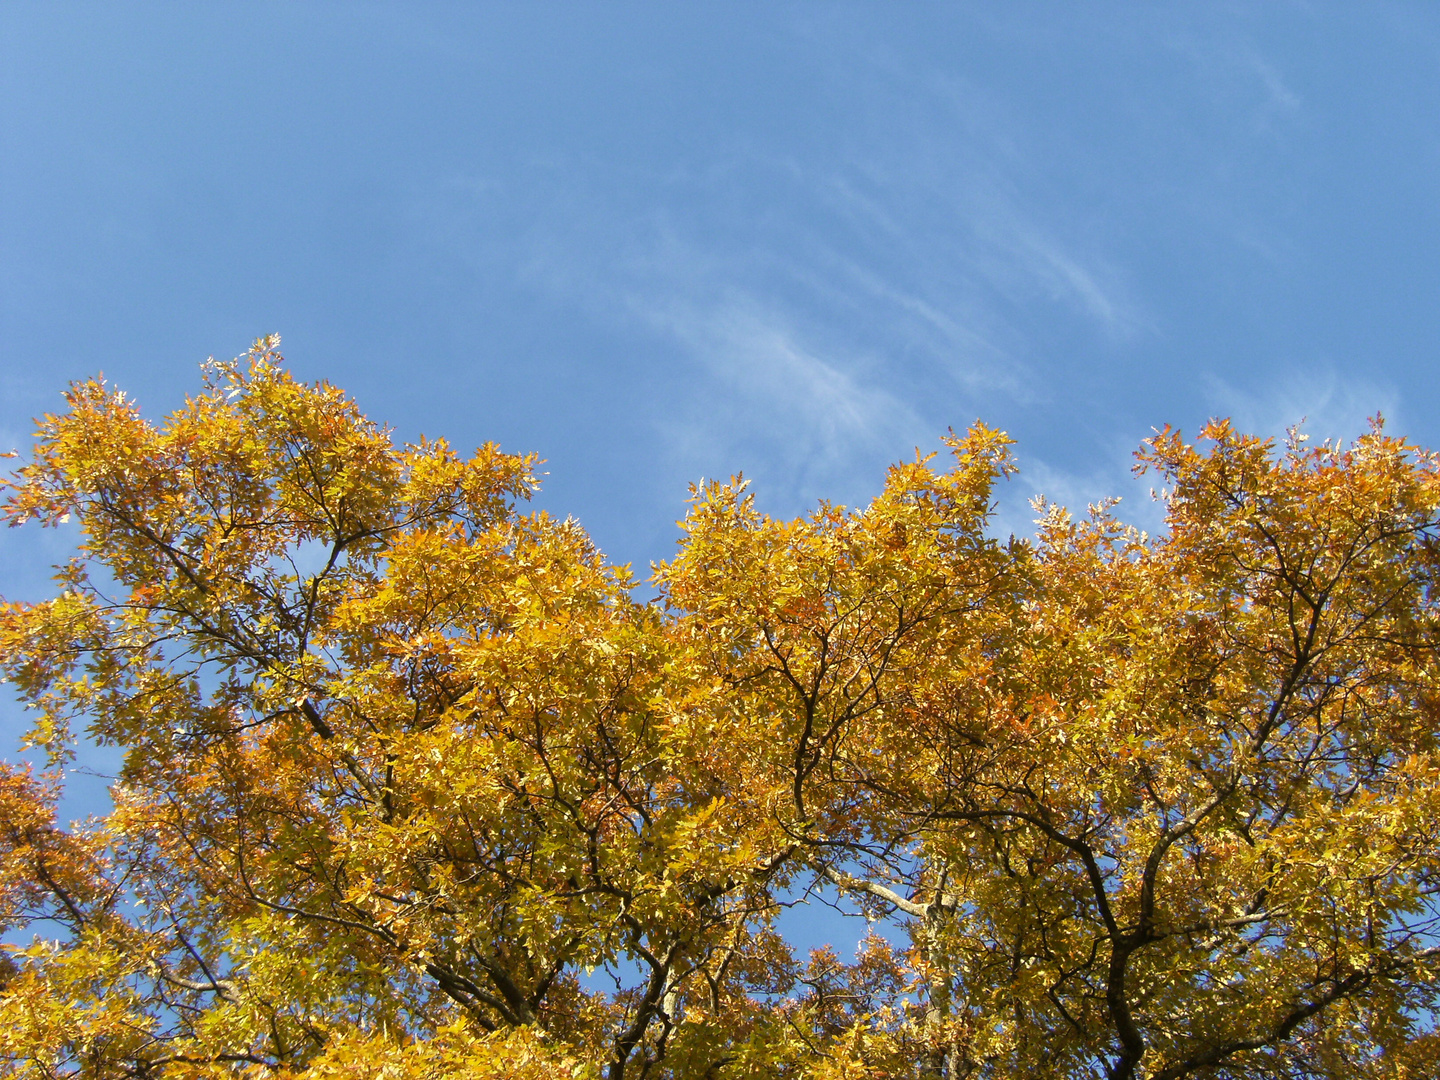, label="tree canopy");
[3,339,1440,1079]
